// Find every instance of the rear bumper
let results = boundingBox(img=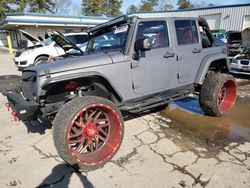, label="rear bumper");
[5,91,39,121]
